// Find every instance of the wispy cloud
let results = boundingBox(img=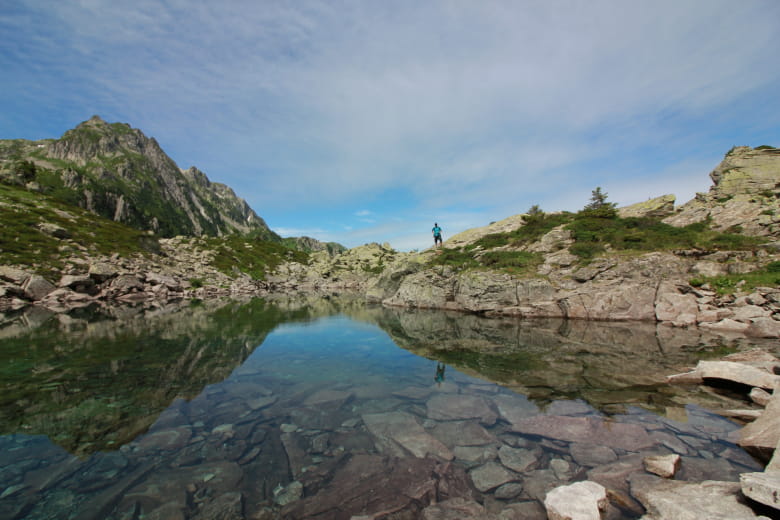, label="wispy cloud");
[1,1,779,249]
